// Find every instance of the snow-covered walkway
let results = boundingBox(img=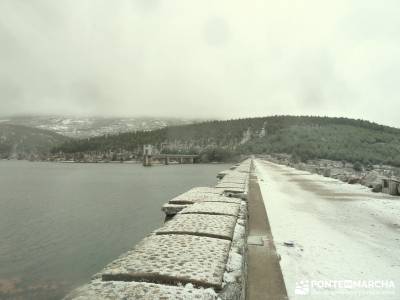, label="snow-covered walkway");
[255,159,400,300]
